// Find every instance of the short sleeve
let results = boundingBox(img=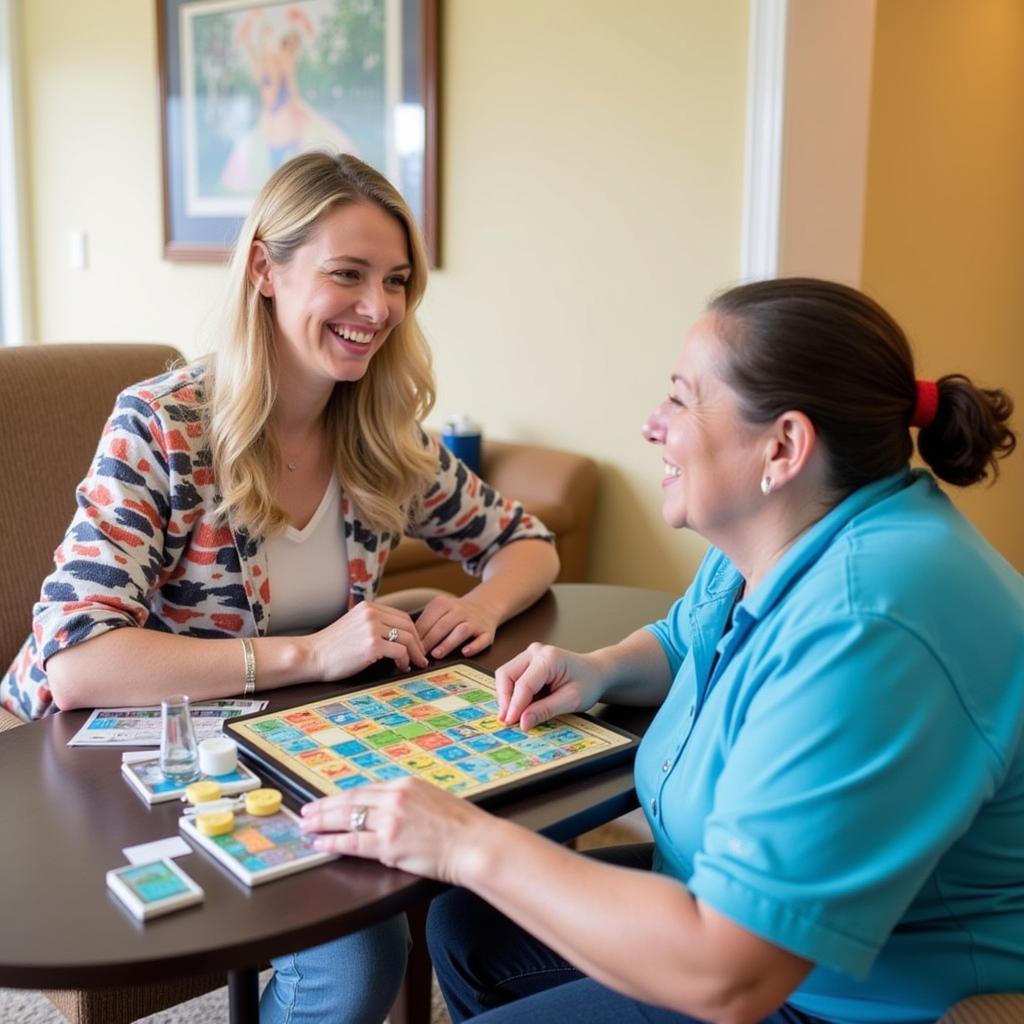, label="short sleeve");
[644,595,691,678]
[407,436,554,576]
[688,614,1000,977]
